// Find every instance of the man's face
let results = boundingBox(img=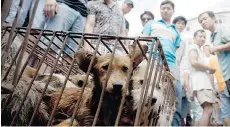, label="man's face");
[160,3,174,21]
[194,32,206,47]
[175,20,186,33]
[122,3,132,15]
[198,13,215,30]
[141,14,152,27]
